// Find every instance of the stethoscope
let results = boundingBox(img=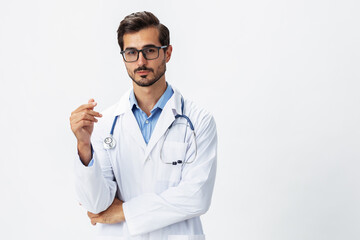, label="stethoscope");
[103,115,119,150]
[103,97,197,166]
